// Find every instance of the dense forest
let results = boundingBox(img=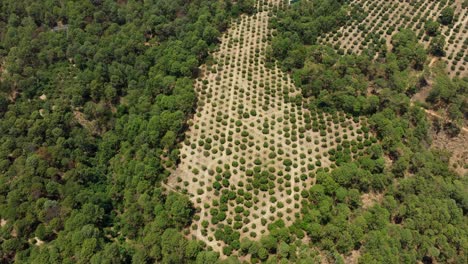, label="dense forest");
[0,0,466,263]
[0,0,255,263]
